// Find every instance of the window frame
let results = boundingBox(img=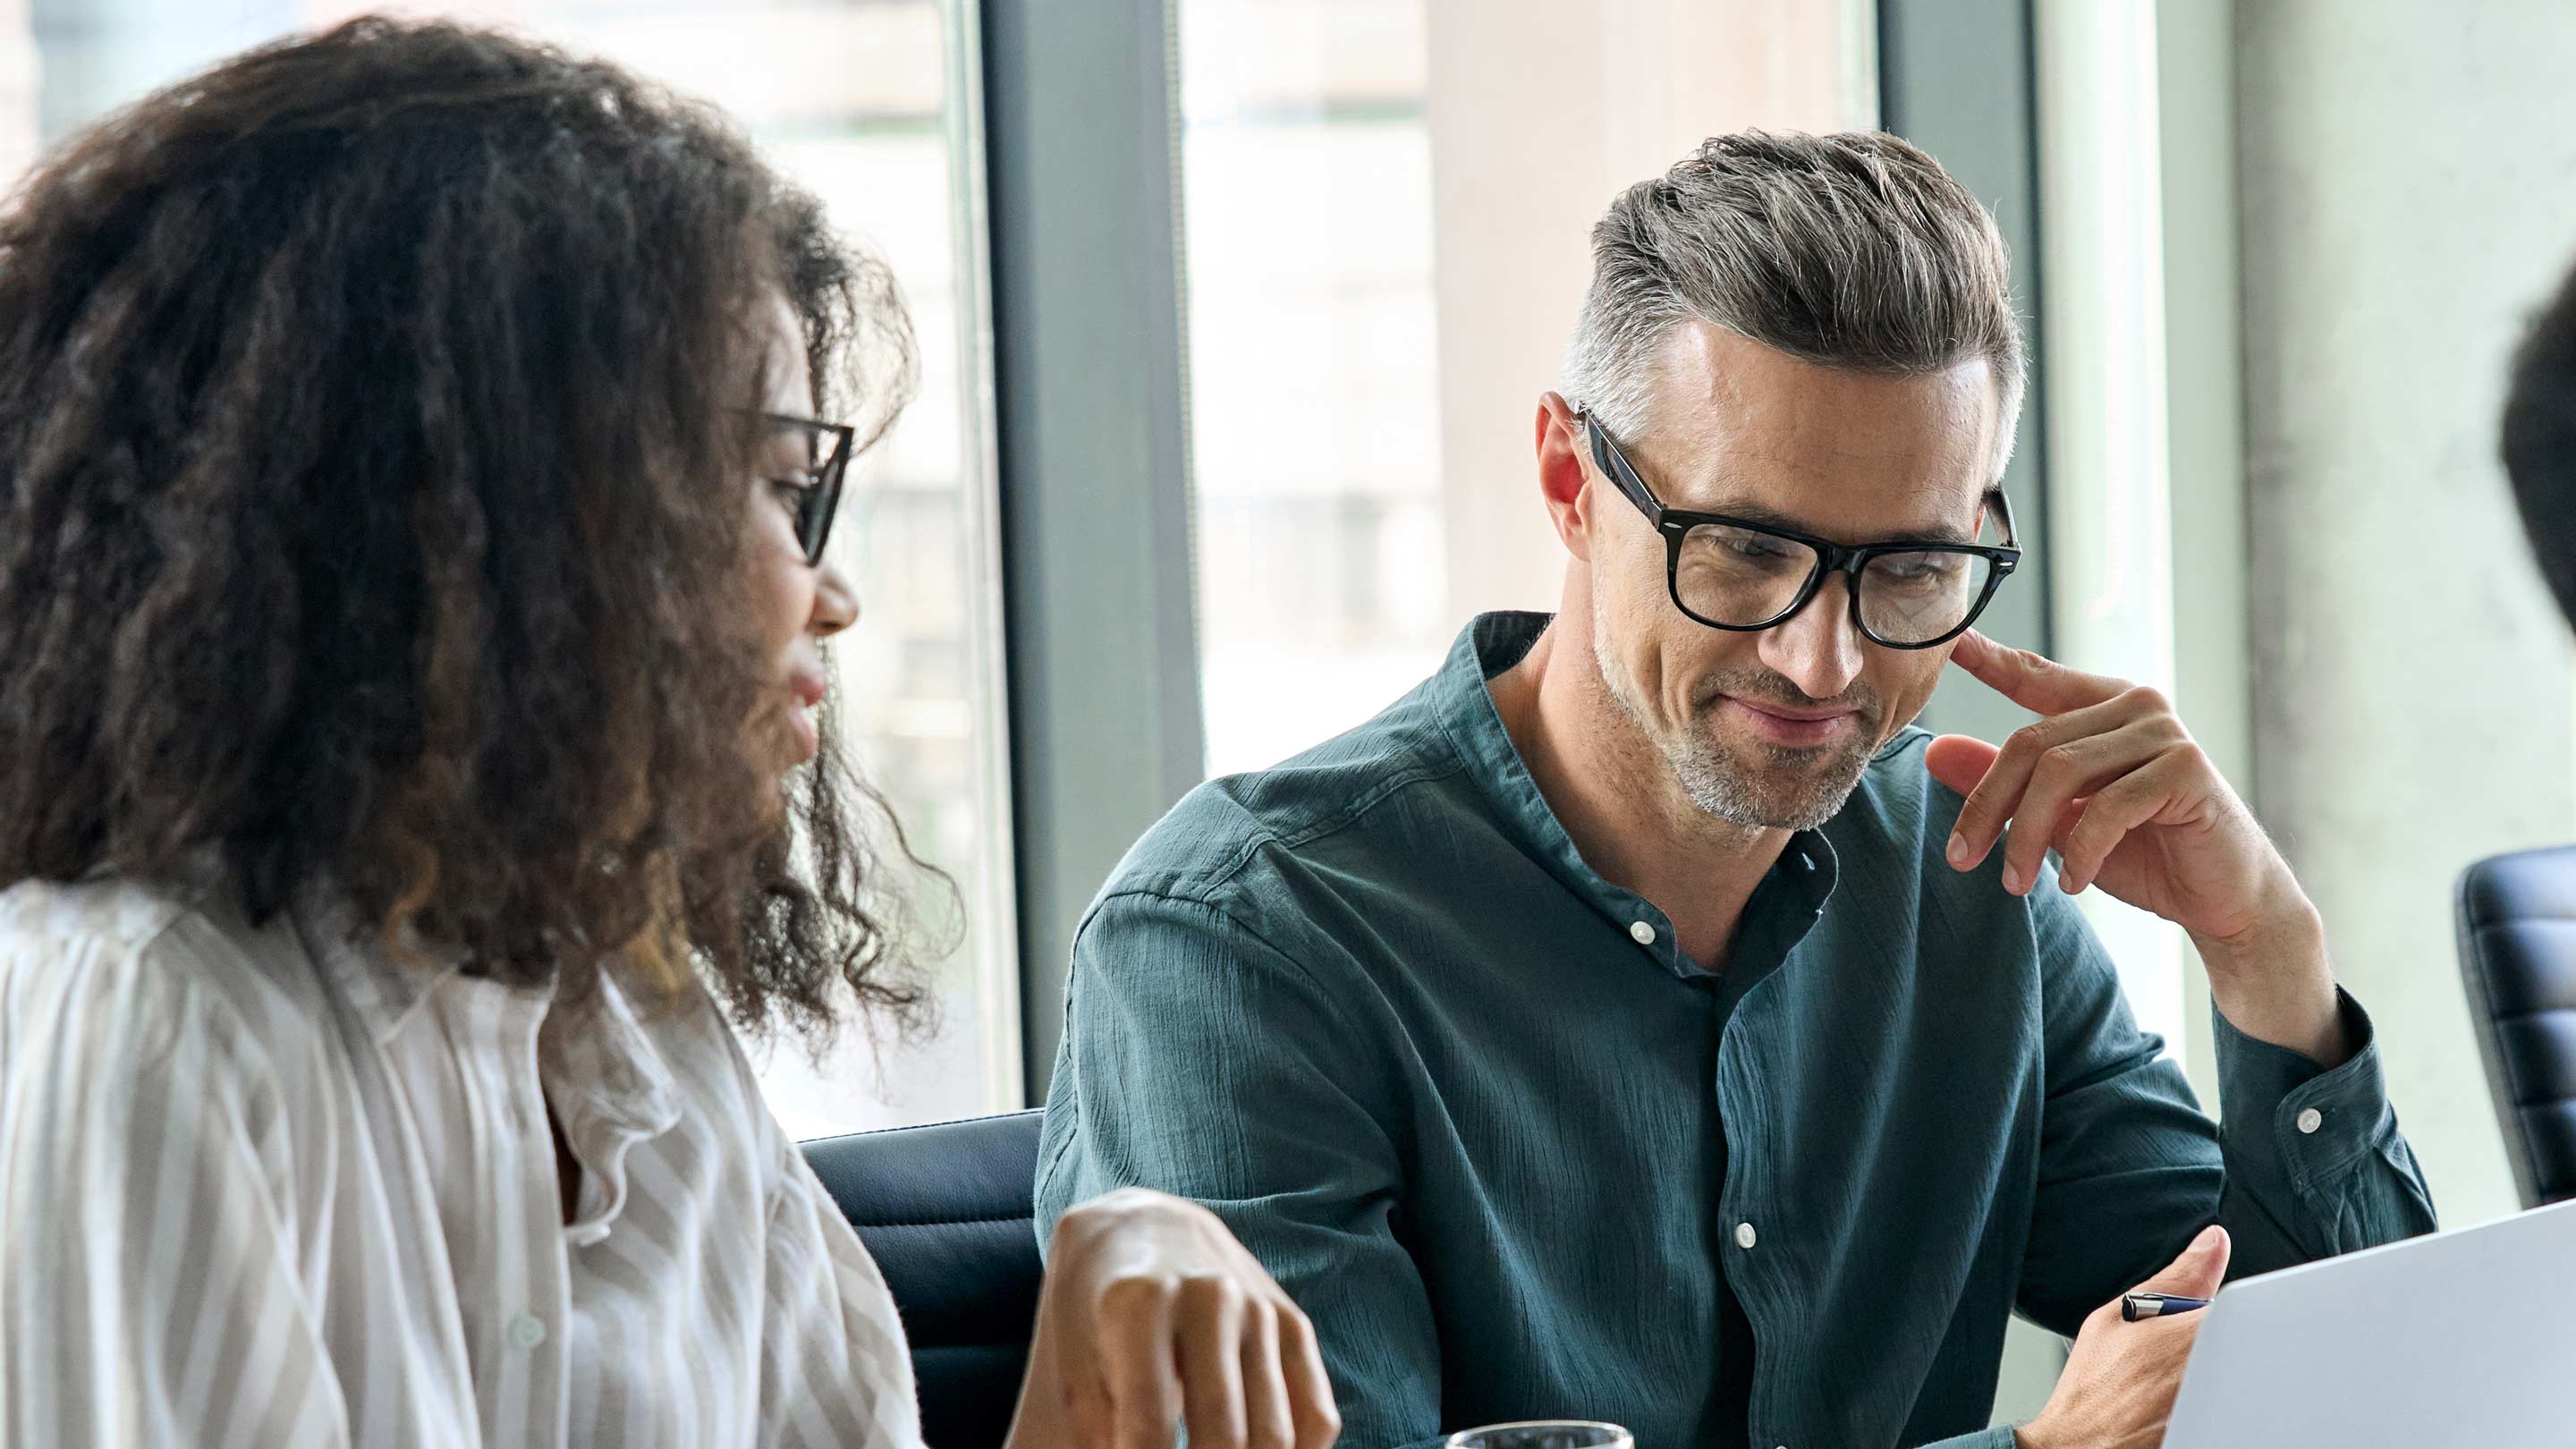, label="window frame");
[979,0,1207,1099]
